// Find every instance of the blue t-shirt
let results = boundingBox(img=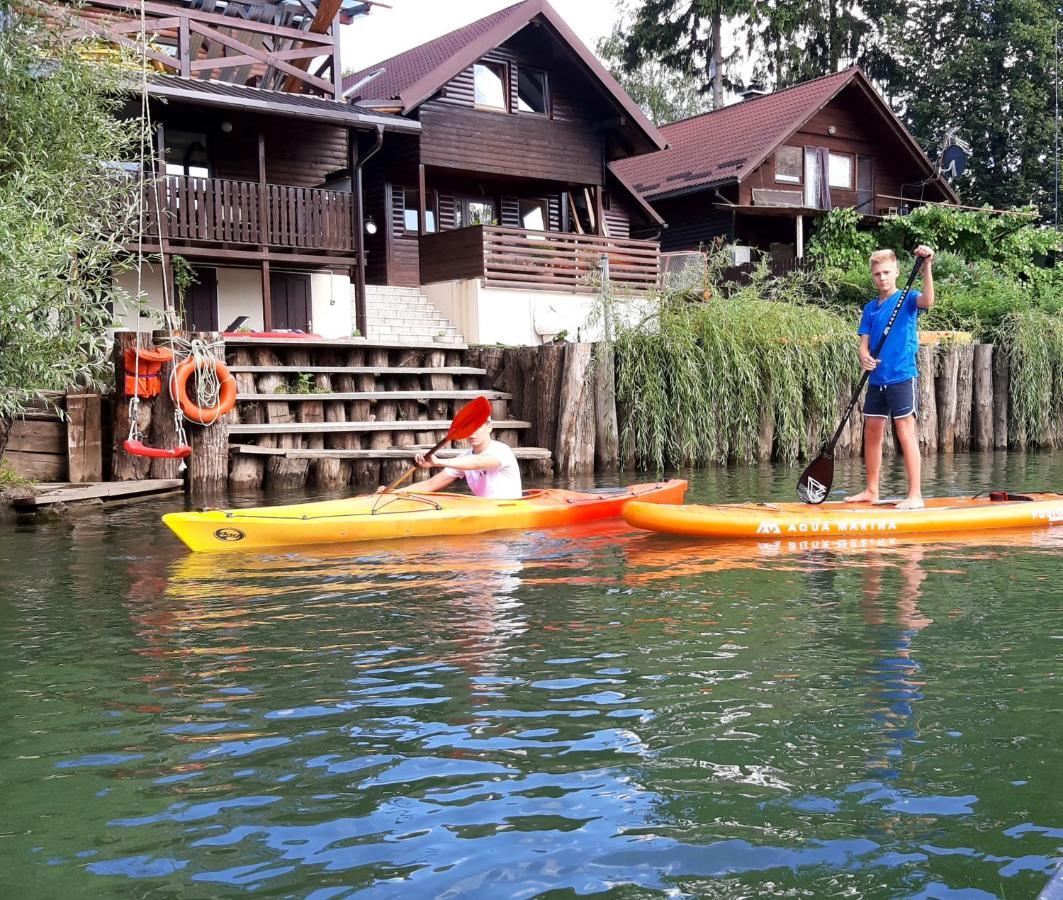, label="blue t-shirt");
[858,289,923,386]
